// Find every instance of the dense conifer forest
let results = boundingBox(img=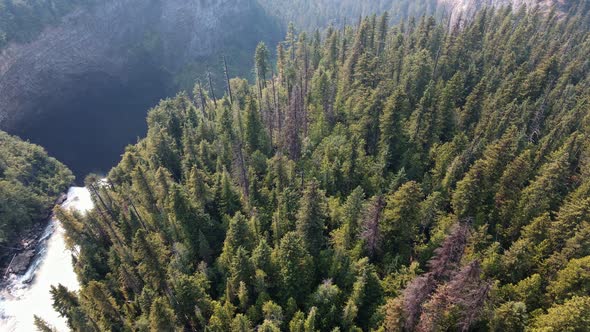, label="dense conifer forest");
[0,131,73,257]
[41,2,590,331]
